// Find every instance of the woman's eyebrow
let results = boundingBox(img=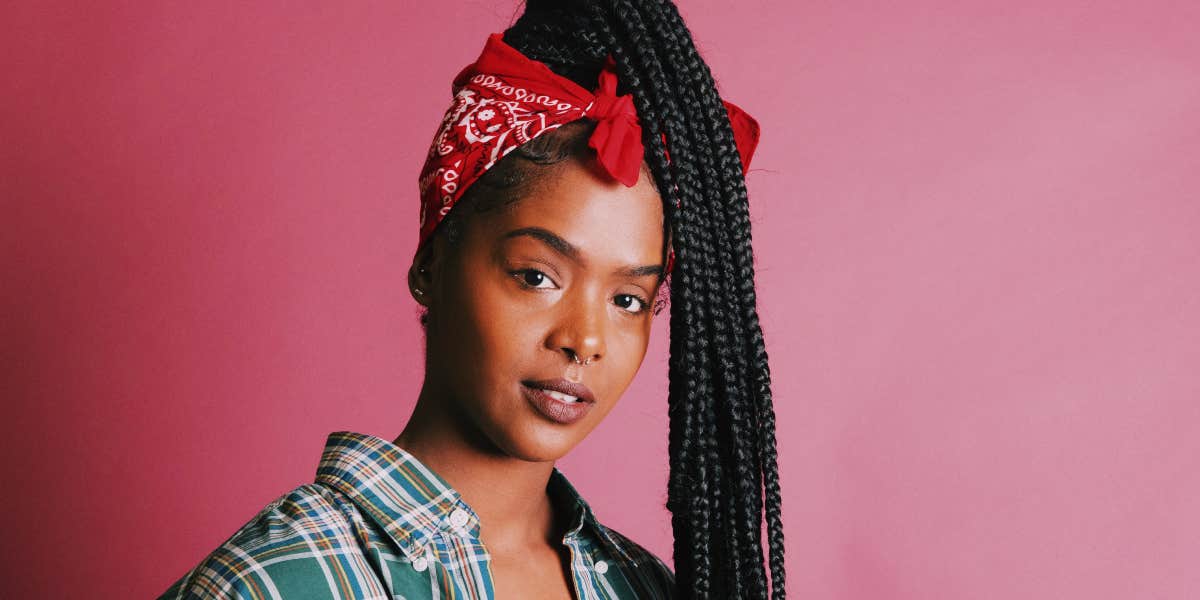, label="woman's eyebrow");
[503,227,580,261]
[618,263,666,278]
[501,227,663,278]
